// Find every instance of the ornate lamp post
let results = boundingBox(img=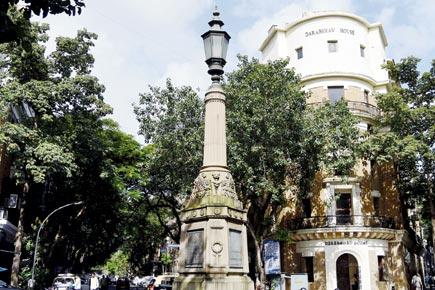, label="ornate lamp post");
[173,7,254,290]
